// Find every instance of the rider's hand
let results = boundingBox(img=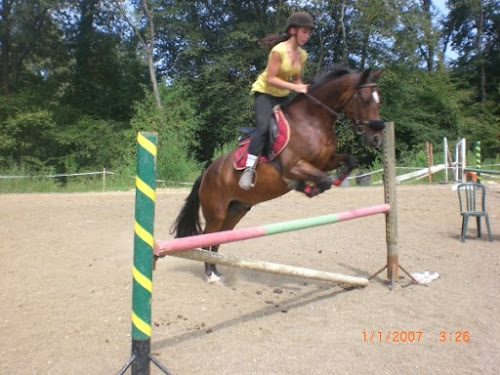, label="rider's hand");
[294,84,309,94]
